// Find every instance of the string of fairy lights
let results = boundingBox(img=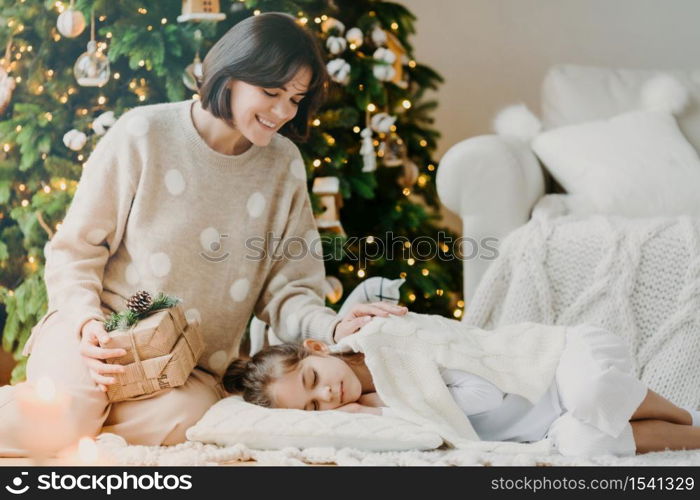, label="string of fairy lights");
[0,1,464,317]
